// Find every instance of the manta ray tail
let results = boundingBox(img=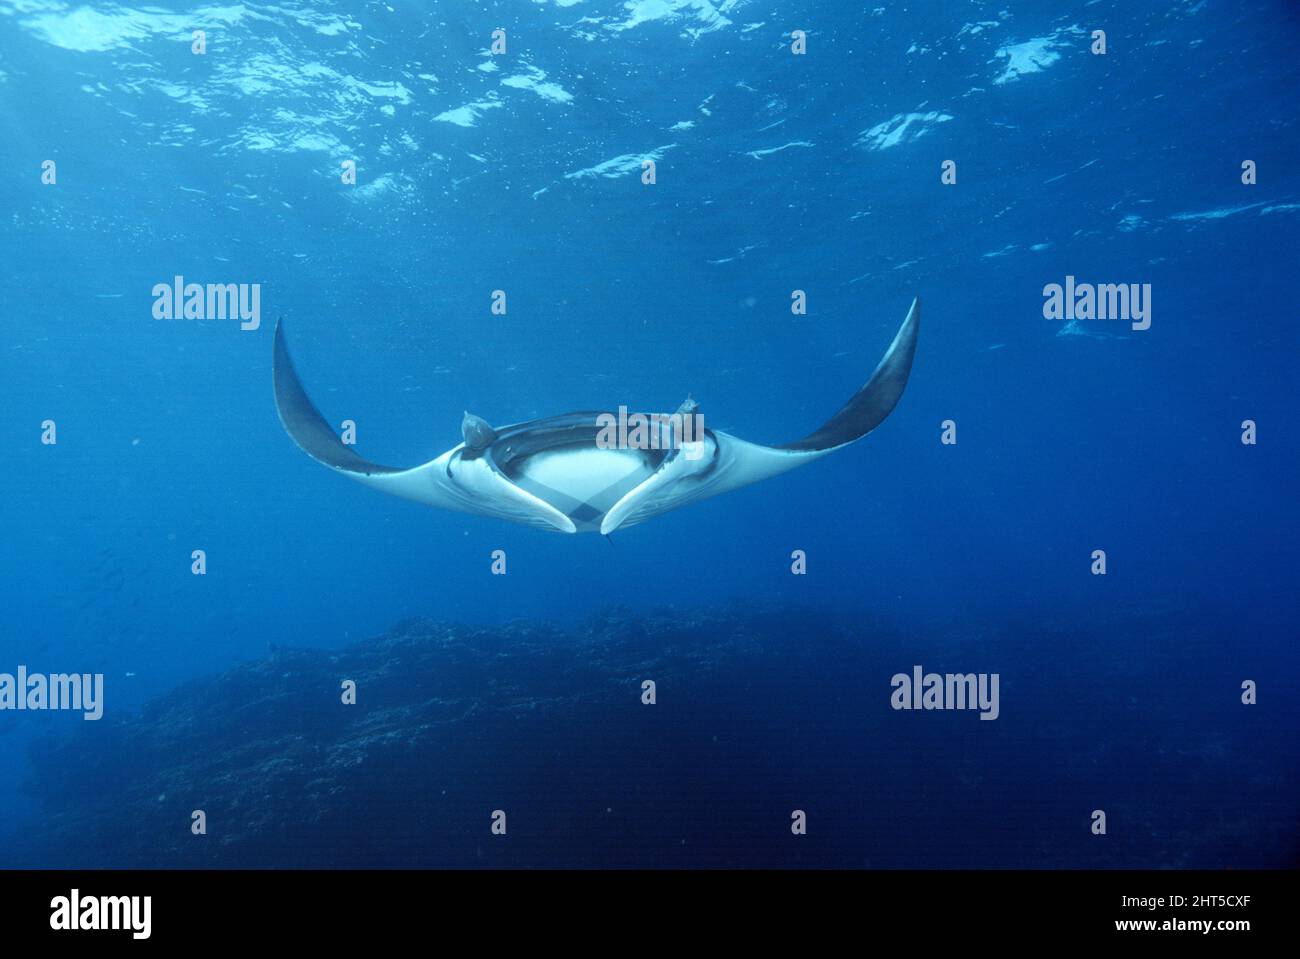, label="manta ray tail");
[780,296,919,452]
